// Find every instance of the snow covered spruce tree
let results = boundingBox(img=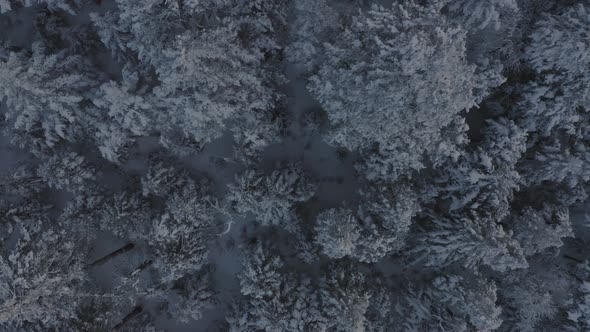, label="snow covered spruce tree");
[314,185,419,262]
[0,222,91,329]
[393,275,503,331]
[227,164,317,229]
[141,160,219,281]
[0,42,100,156]
[306,2,504,181]
[515,3,590,198]
[90,0,287,158]
[226,241,326,331]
